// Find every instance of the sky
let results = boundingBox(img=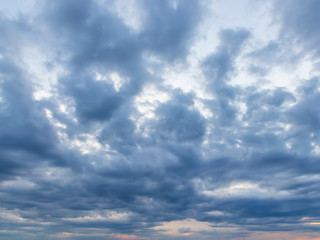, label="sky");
[0,0,320,239]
